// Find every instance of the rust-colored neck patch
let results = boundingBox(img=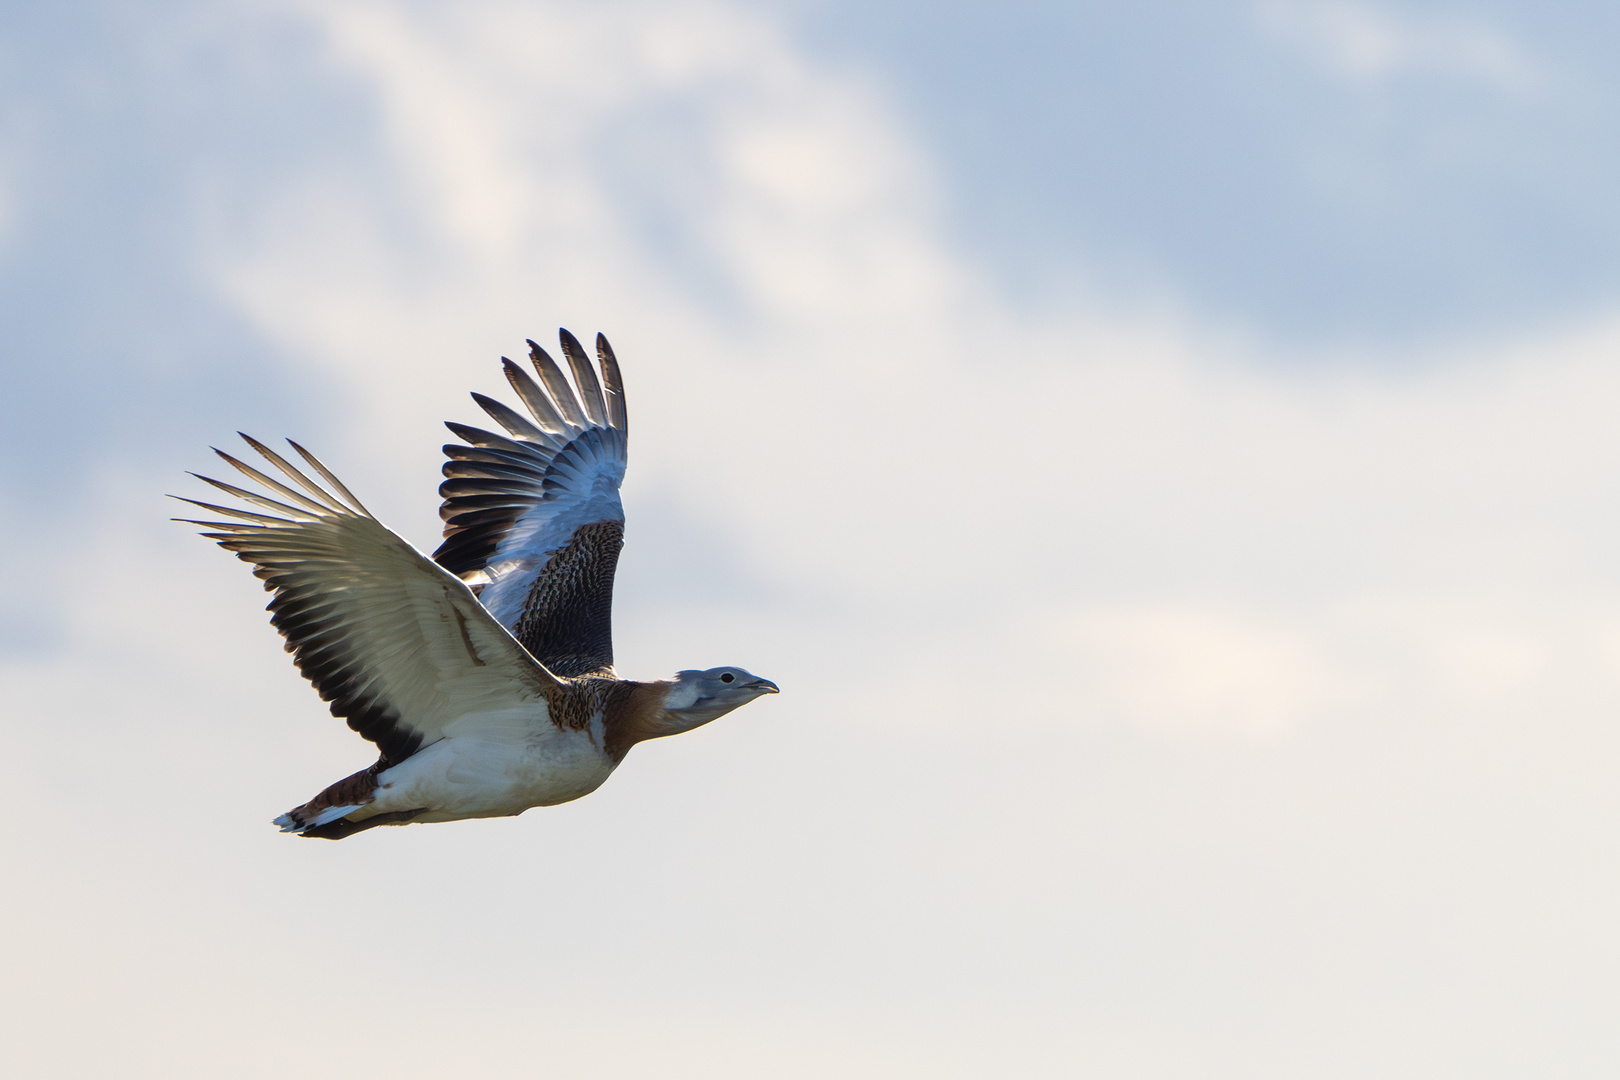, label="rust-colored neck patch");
[599,680,675,762]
